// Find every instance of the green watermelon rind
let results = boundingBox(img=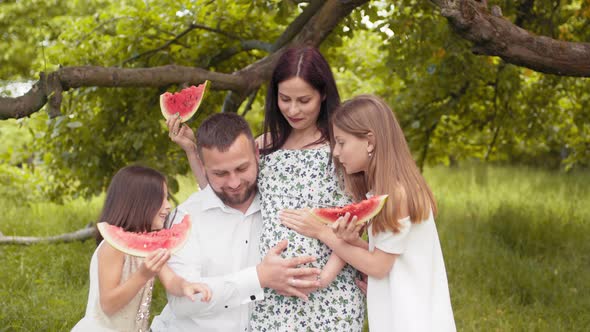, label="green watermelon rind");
[311,195,388,225]
[160,80,210,123]
[97,214,192,257]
